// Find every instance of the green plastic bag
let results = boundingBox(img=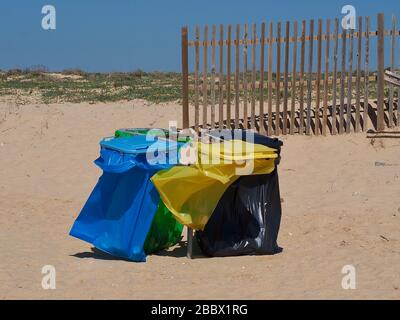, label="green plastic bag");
[144,200,184,254]
[114,128,184,253]
[115,128,192,143]
[115,128,169,138]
